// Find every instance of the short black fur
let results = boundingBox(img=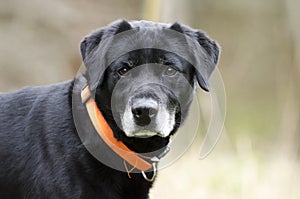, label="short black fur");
[0,20,220,199]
